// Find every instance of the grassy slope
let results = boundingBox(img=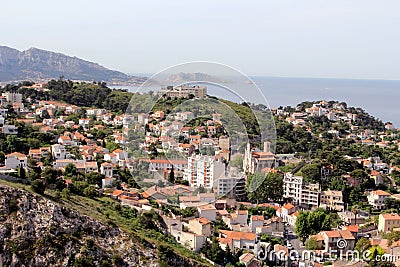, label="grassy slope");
[0,179,212,266]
